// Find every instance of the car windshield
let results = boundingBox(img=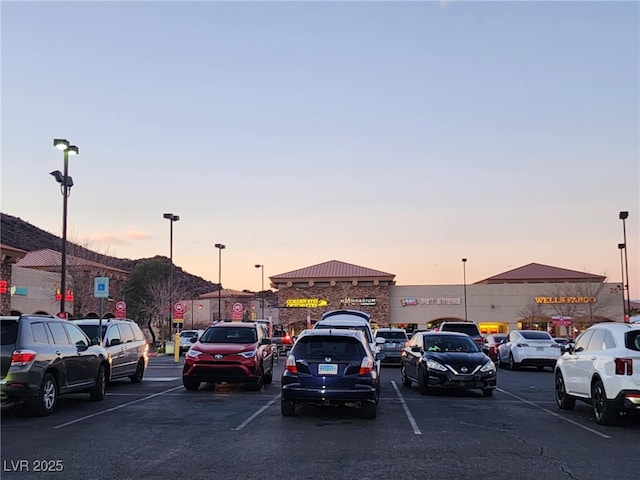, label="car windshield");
[521,331,553,340]
[76,324,107,341]
[441,324,480,336]
[200,327,257,344]
[180,331,199,338]
[314,324,372,343]
[376,331,407,340]
[423,335,479,353]
[292,337,365,361]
